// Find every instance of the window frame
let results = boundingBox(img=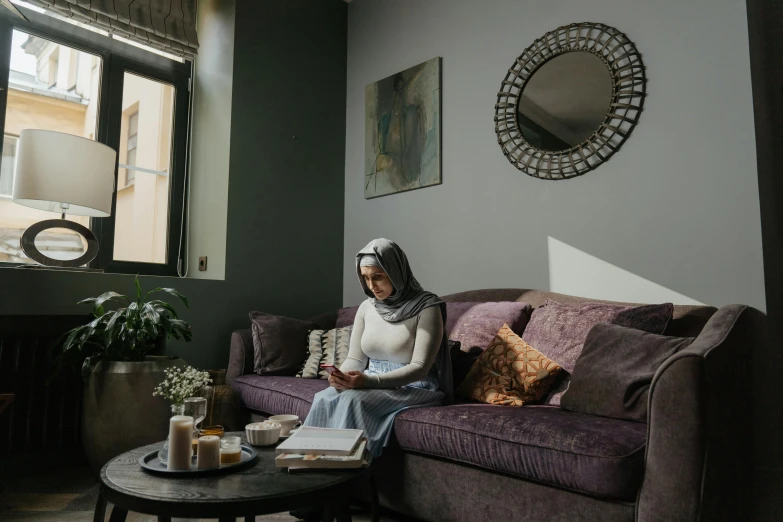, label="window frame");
[0,133,18,197]
[0,6,192,276]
